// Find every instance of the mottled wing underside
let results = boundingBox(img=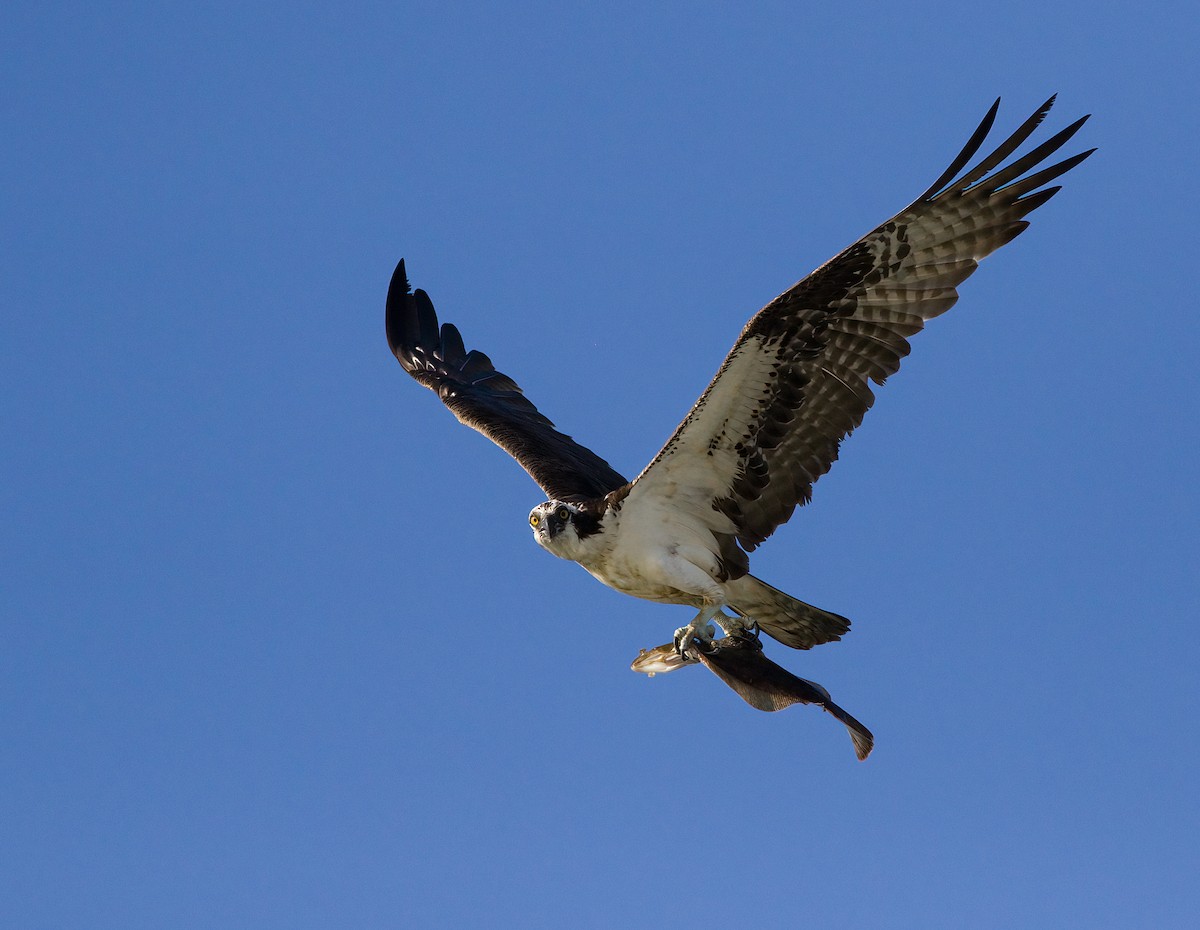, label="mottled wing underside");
[386,261,628,502]
[629,96,1094,550]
